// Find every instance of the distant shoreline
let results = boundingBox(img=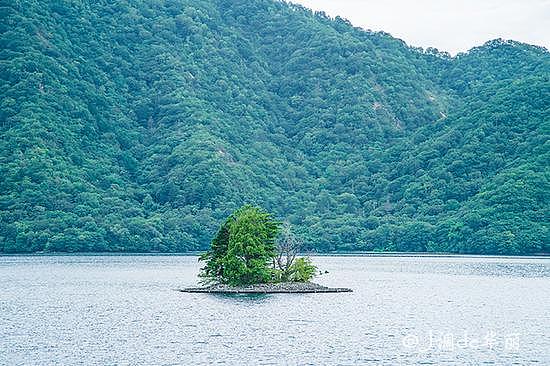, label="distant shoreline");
[0,252,548,259]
